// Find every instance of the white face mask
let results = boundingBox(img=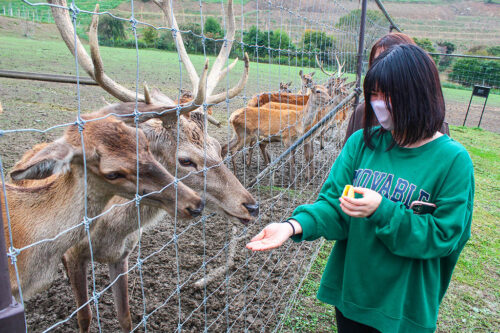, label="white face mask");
[371,99,394,130]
